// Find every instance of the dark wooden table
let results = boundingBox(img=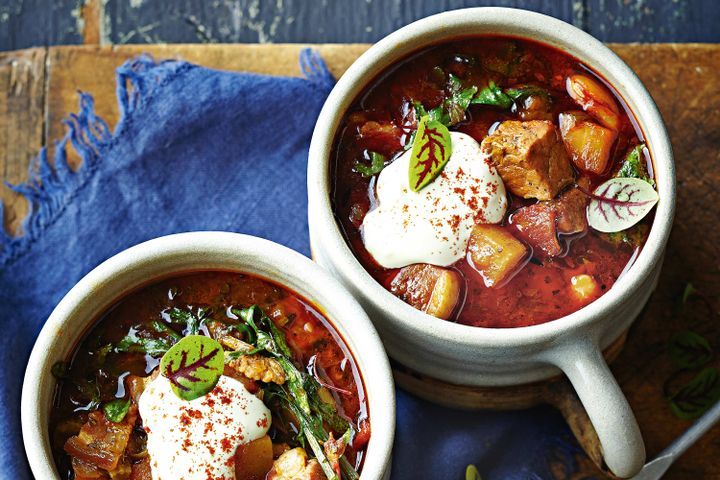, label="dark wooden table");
[0,42,719,479]
[1,0,719,52]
